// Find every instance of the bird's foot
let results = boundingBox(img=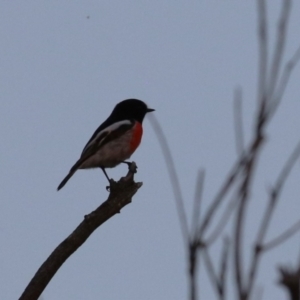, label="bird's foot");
[106,178,115,192]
